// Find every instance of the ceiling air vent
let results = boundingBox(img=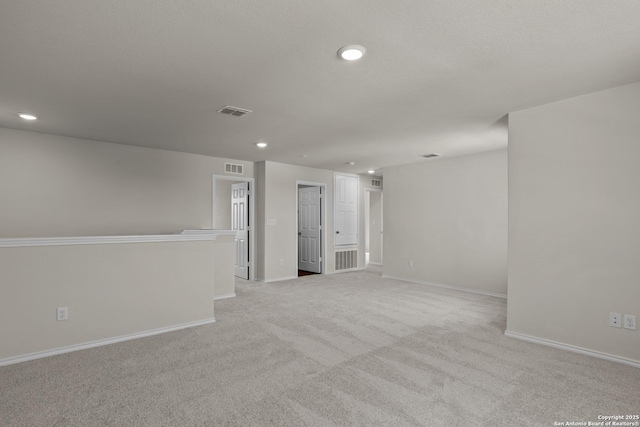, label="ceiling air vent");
[371,179,382,188]
[217,105,252,117]
[225,163,244,175]
[421,153,441,159]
